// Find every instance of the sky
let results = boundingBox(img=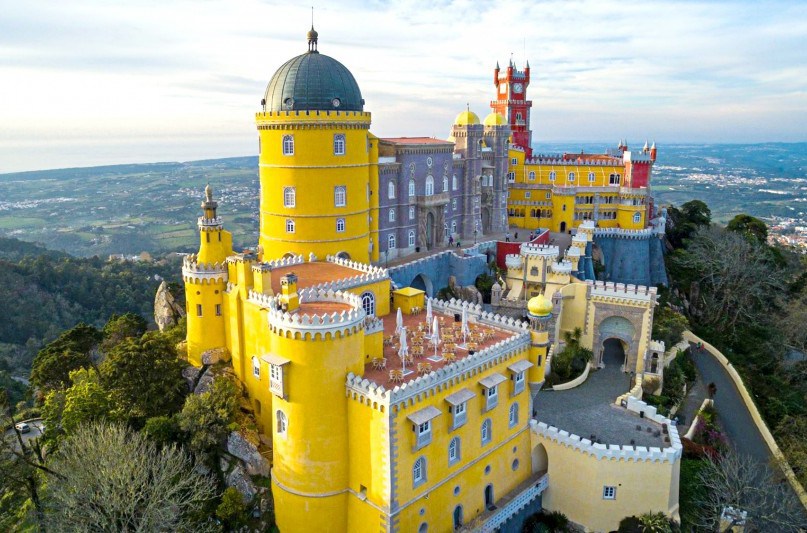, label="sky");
[1,0,806,174]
